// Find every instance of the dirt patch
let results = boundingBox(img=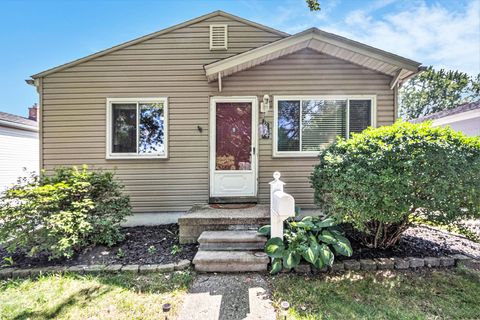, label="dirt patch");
[339,224,480,261]
[0,224,197,269]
